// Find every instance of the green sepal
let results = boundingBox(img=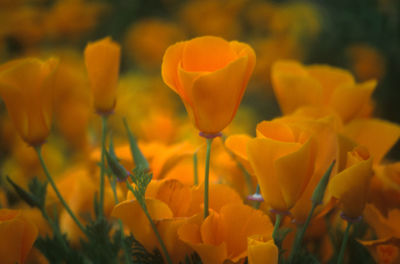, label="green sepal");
[311,160,336,205]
